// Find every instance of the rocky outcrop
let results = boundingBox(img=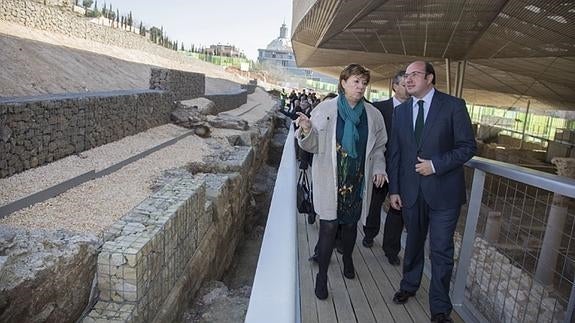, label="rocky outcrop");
[0,227,99,323]
[180,98,217,116]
